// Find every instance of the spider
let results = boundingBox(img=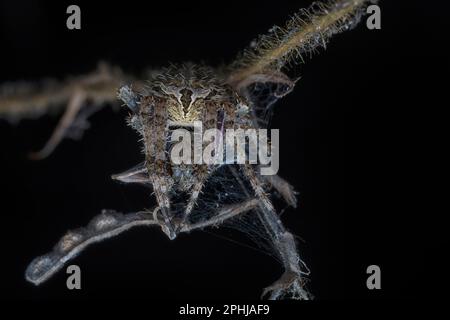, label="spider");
[0,0,376,299]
